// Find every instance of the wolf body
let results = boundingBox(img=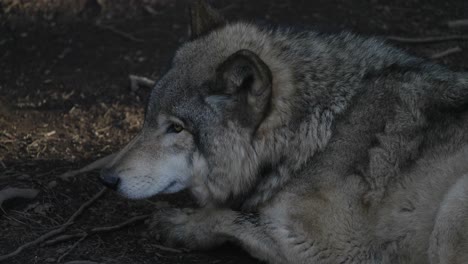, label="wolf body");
[99,1,468,263]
